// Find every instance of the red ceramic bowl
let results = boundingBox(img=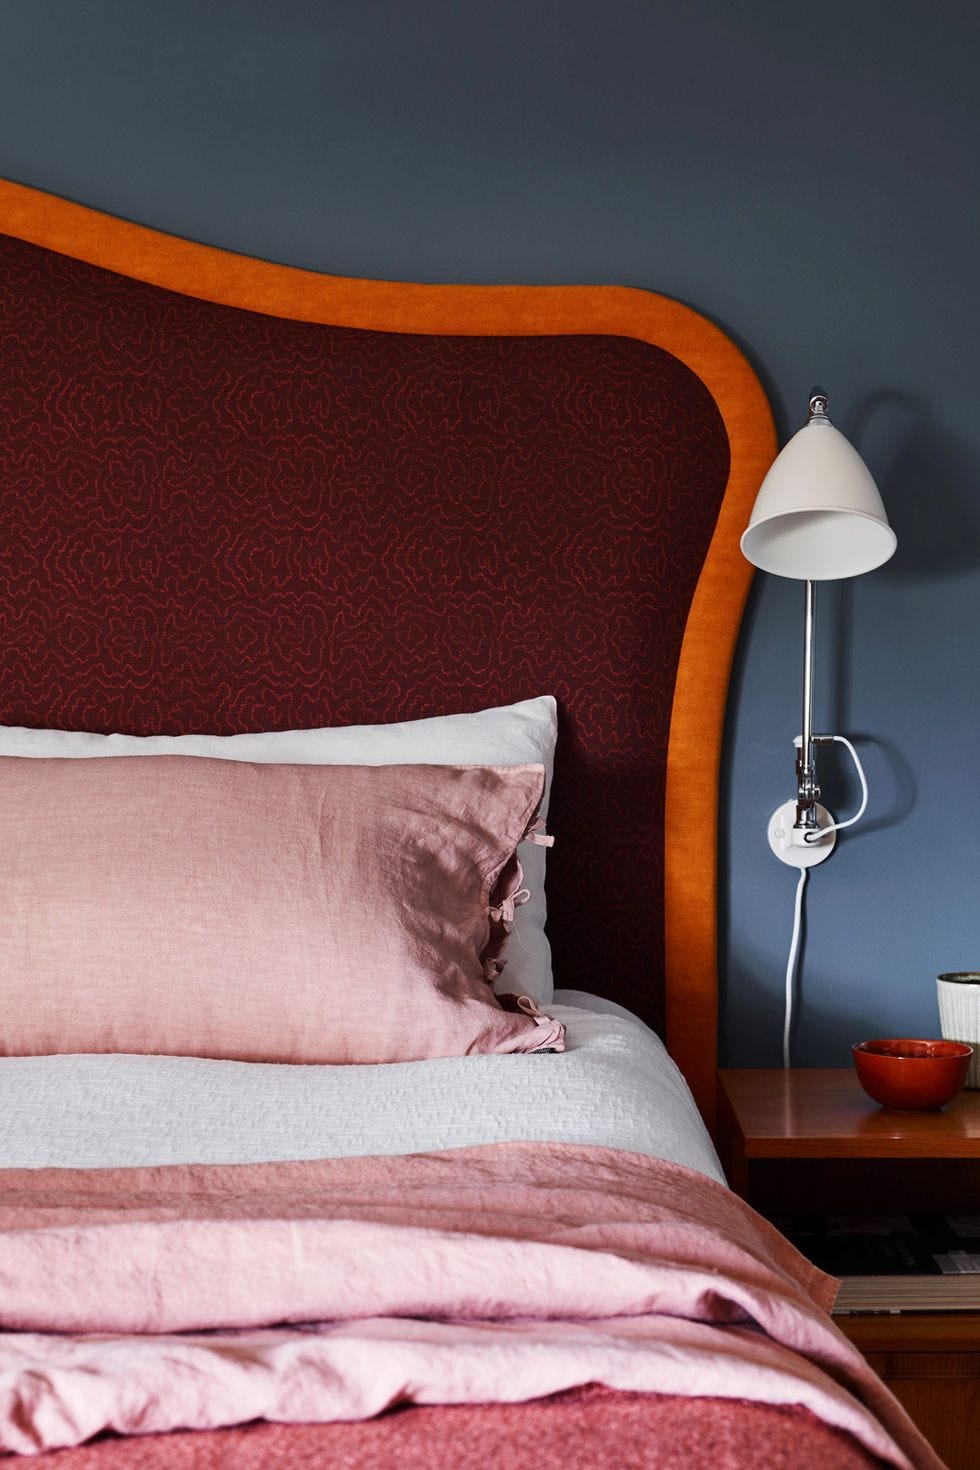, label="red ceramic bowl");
[852,1038,973,1111]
